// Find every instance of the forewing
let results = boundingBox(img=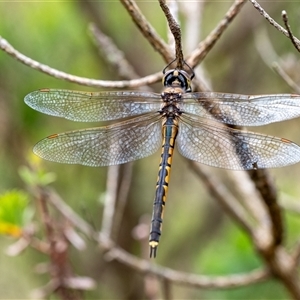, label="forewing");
[25,89,161,122]
[33,114,162,166]
[182,92,300,126]
[177,115,300,170]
